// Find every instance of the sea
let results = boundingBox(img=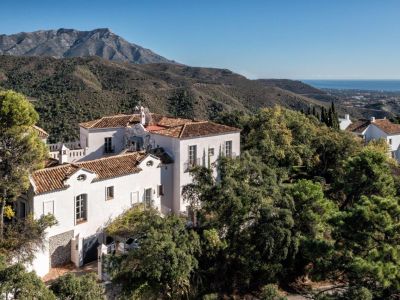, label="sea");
[303,80,400,92]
